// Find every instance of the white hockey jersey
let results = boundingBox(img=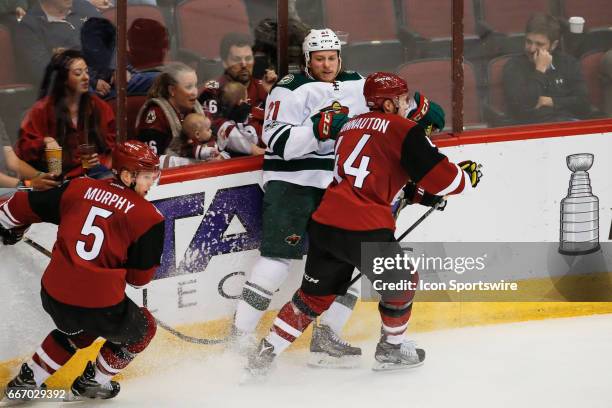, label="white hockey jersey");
[262,71,368,189]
